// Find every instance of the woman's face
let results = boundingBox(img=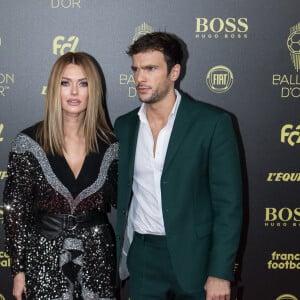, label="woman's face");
[60,63,89,119]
